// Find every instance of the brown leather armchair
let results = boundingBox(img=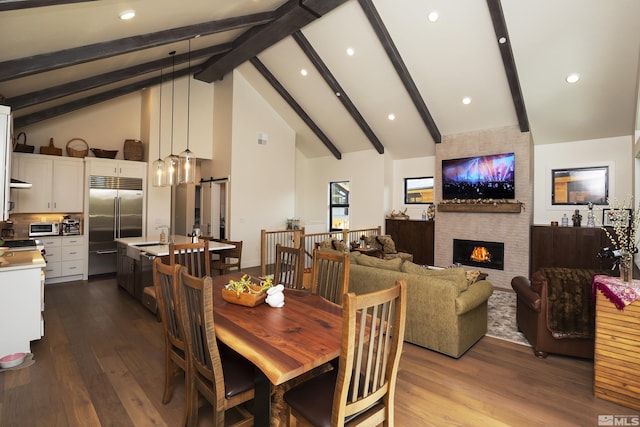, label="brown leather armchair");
[511,267,604,359]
